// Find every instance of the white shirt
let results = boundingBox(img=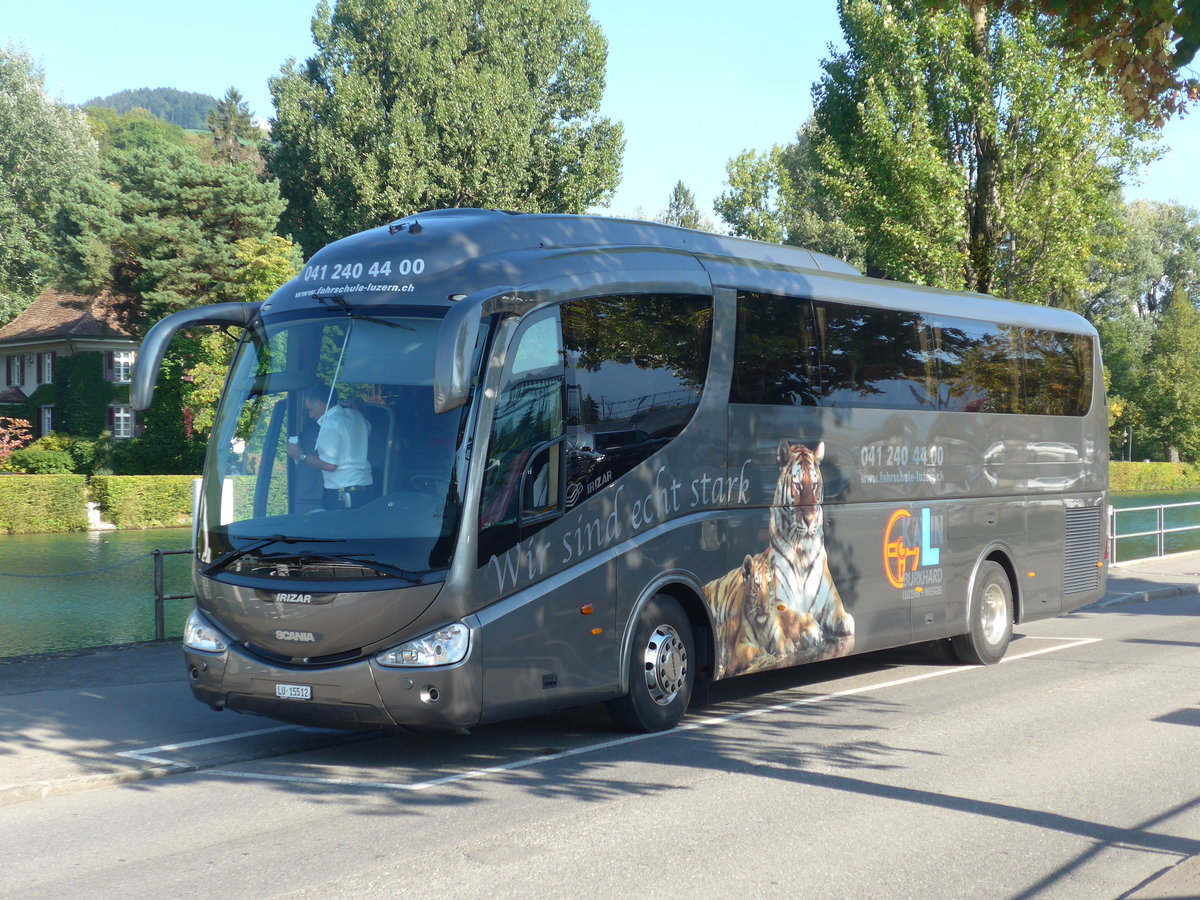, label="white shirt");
[315,404,373,489]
